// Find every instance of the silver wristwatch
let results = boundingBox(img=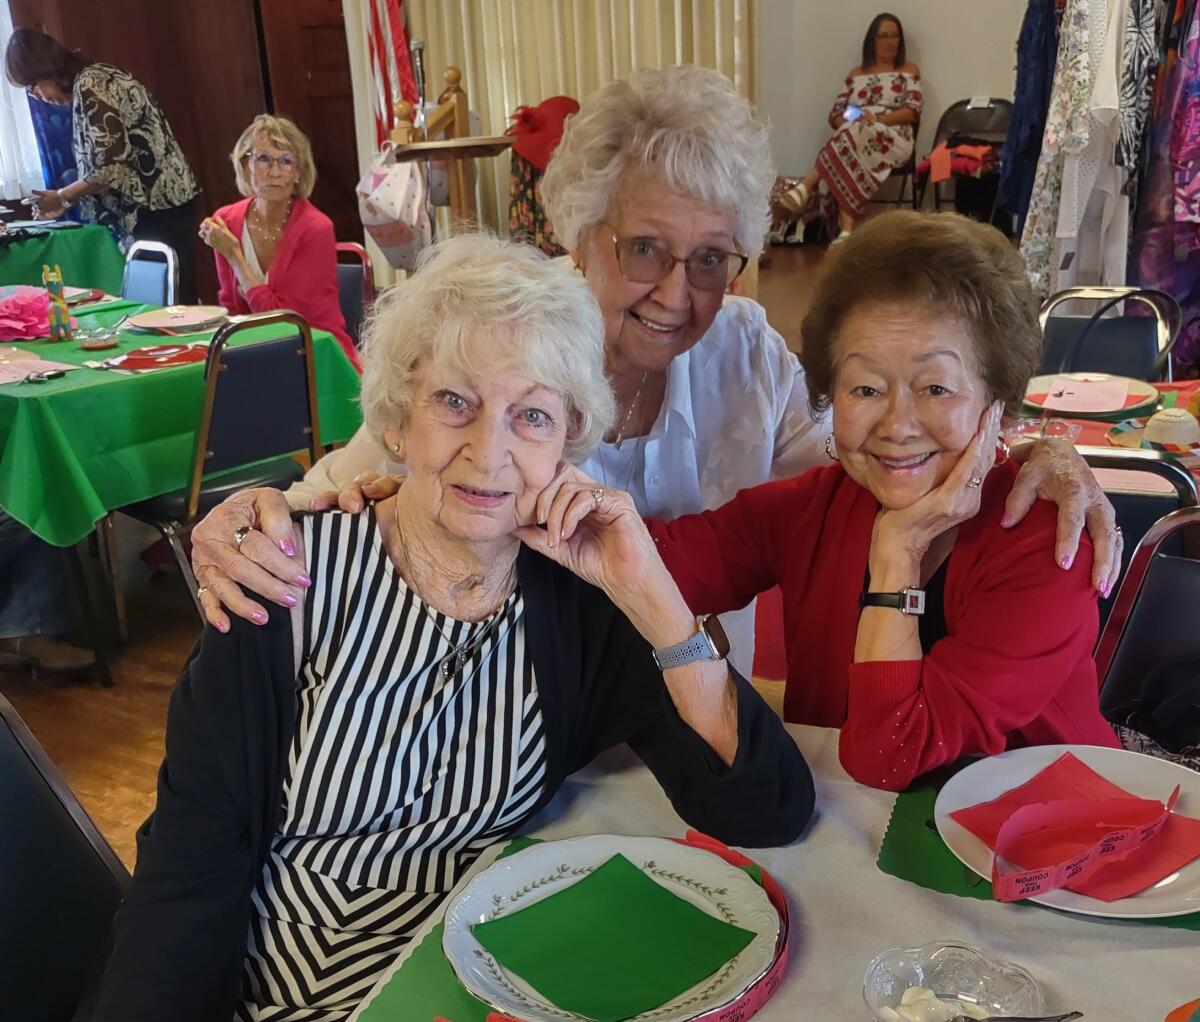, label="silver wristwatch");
[651,615,731,671]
